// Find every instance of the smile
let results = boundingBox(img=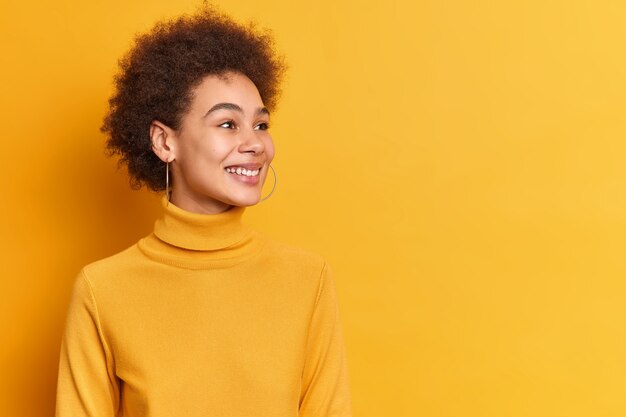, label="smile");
[225,167,260,177]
